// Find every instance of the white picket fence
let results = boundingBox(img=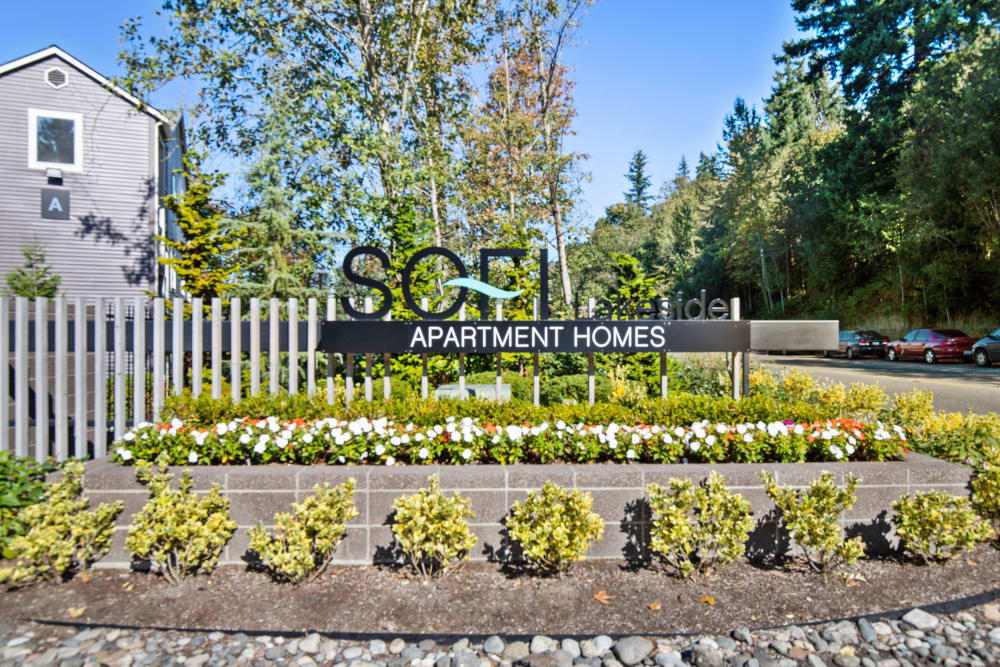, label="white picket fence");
[3,295,742,463]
